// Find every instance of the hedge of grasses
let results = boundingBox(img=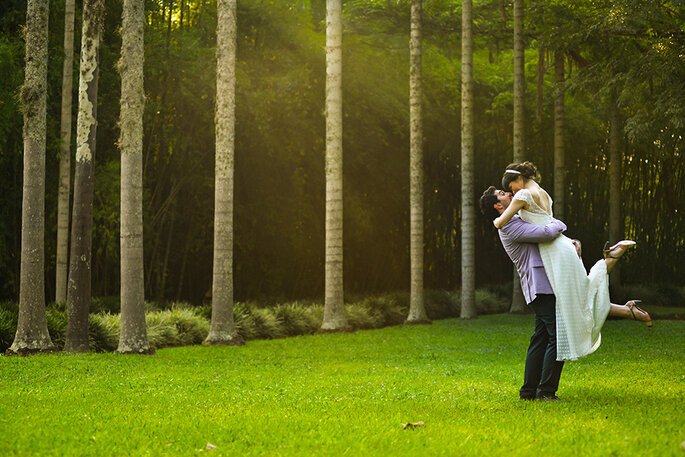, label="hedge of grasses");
[2,282,683,353]
[0,289,506,352]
